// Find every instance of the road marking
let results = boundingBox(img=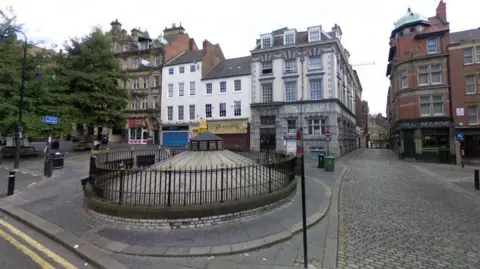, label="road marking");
[27,182,37,187]
[0,218,78,269]
[0,227,55,269]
